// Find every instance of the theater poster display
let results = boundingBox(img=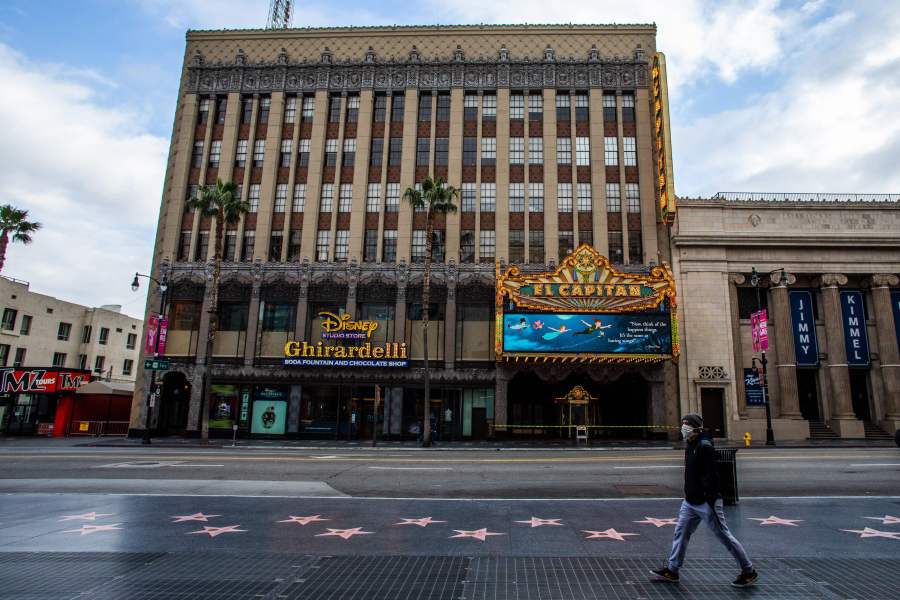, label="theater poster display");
[496,245,679,363]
